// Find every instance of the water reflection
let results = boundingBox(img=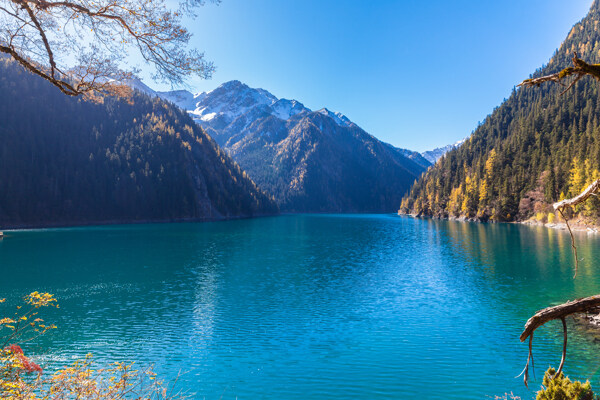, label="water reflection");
[1,216,600,399]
